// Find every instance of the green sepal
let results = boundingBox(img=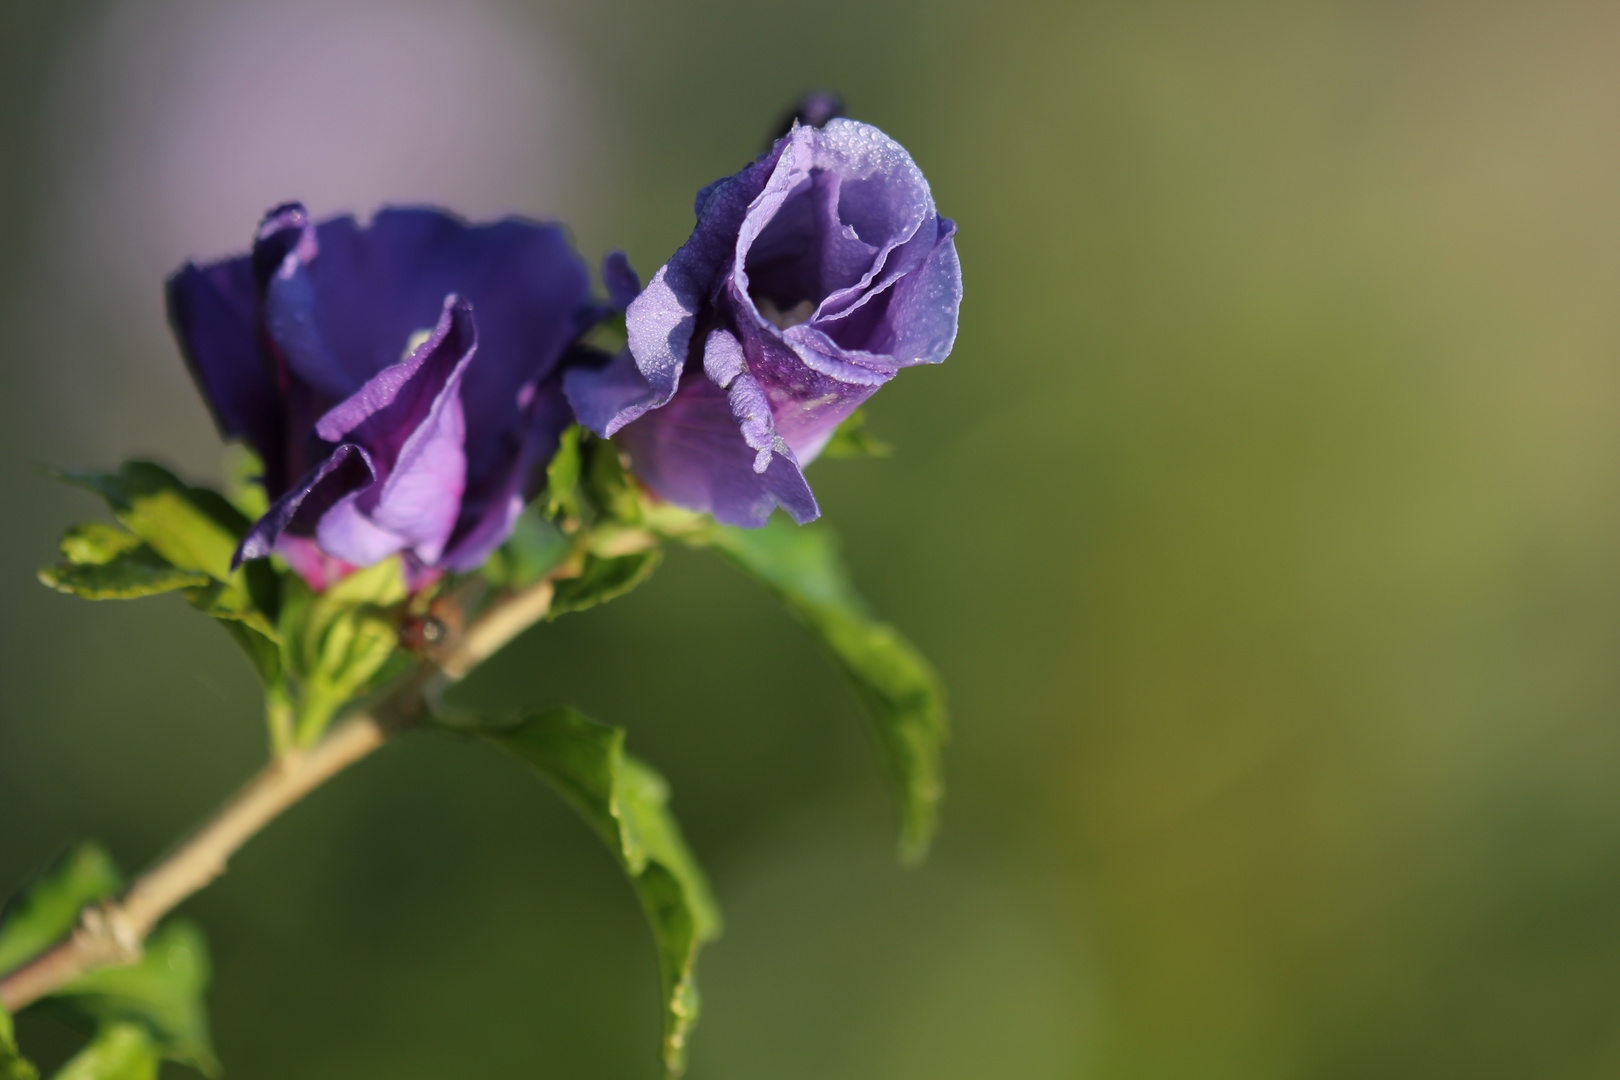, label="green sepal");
[548,550,662,621]
[704,518,947,863]
[543,426,587,526]
[480,511,572,591]
[817,409,893,460]
[543,426,646,532]
[47,1023,156,1080]
[469,707,720,1078]
[1,1005,38,1080]
[48,923,218,1078]
[276,558,406,746]
[0,844,124,977]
